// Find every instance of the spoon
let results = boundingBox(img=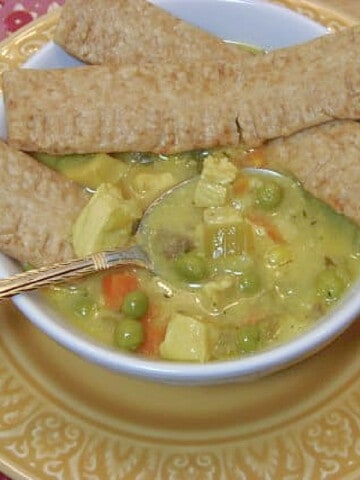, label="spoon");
[0,167,282,300]
[0,177,196,300]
